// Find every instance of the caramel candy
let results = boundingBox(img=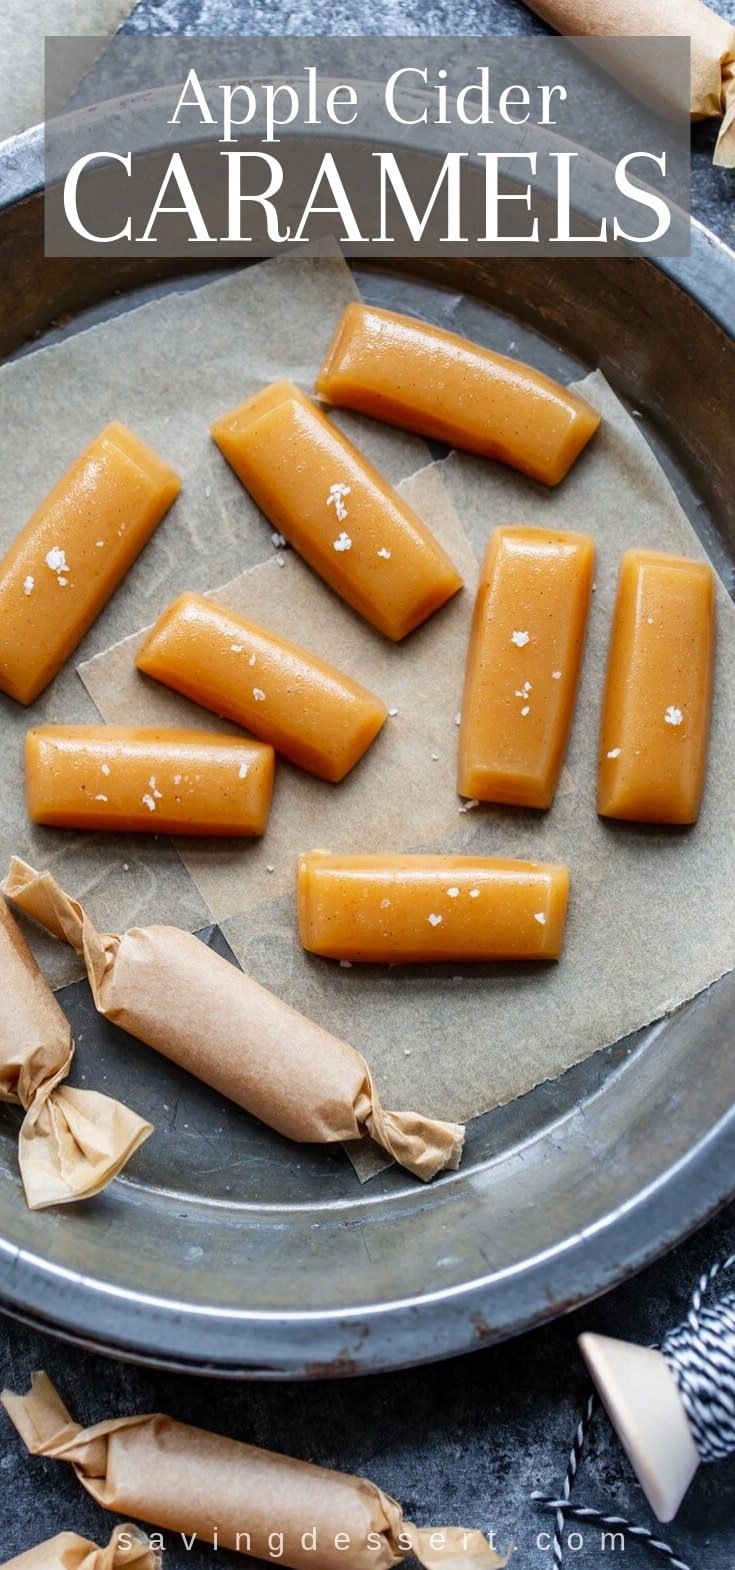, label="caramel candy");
[0,423,181,705]
[137,592,387,782]
[458,526,595,808]
[298,852,569,963]
[316,304,601,486]
[211,381,463,640]
[26,725,274,836]
[598,550,715,824]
